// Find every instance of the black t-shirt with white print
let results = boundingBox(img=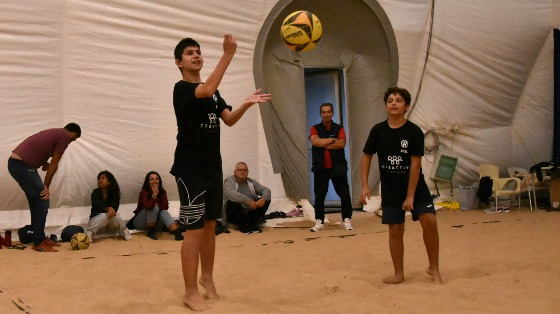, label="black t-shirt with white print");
[363,120,432,207]
[171,80,232,178]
